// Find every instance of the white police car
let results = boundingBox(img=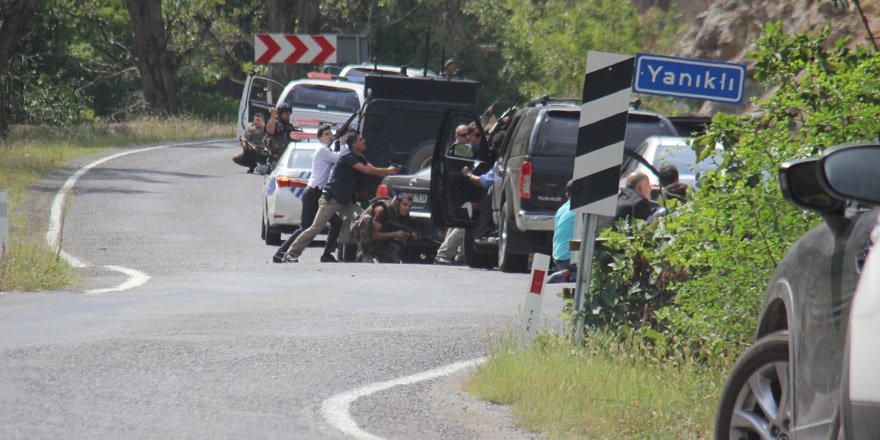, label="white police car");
[260,137,321,245]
